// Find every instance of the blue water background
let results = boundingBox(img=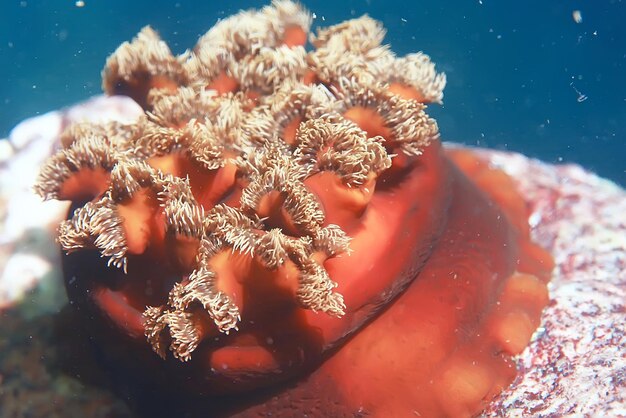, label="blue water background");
[1,0,624,186]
